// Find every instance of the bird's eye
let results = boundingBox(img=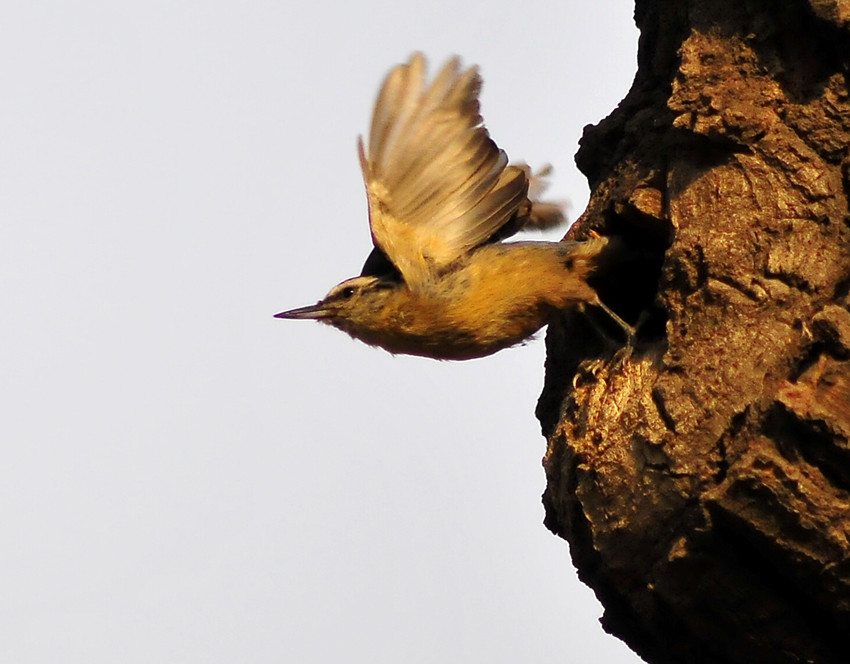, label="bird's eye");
[340,286,356,299]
